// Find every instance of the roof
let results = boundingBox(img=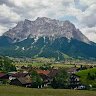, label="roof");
[17,77,32,85]
[48,69,59,78]
[0,73,6,78]
[36,70,50,76]
[11,72,29,78]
